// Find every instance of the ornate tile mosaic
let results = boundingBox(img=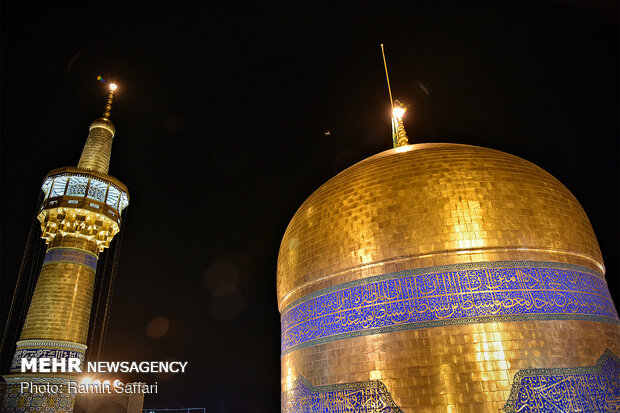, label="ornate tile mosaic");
[282,375,402,413]
[9,339,86,373]
[1,376,75,412]
[281,263,619,354]
[504,349,620,412]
